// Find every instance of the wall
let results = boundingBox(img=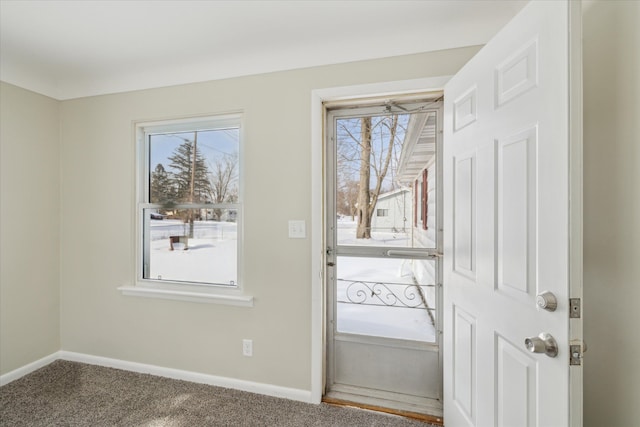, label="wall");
[0,82,60,374]
[583,1,640,425]
[58,47,478,392]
